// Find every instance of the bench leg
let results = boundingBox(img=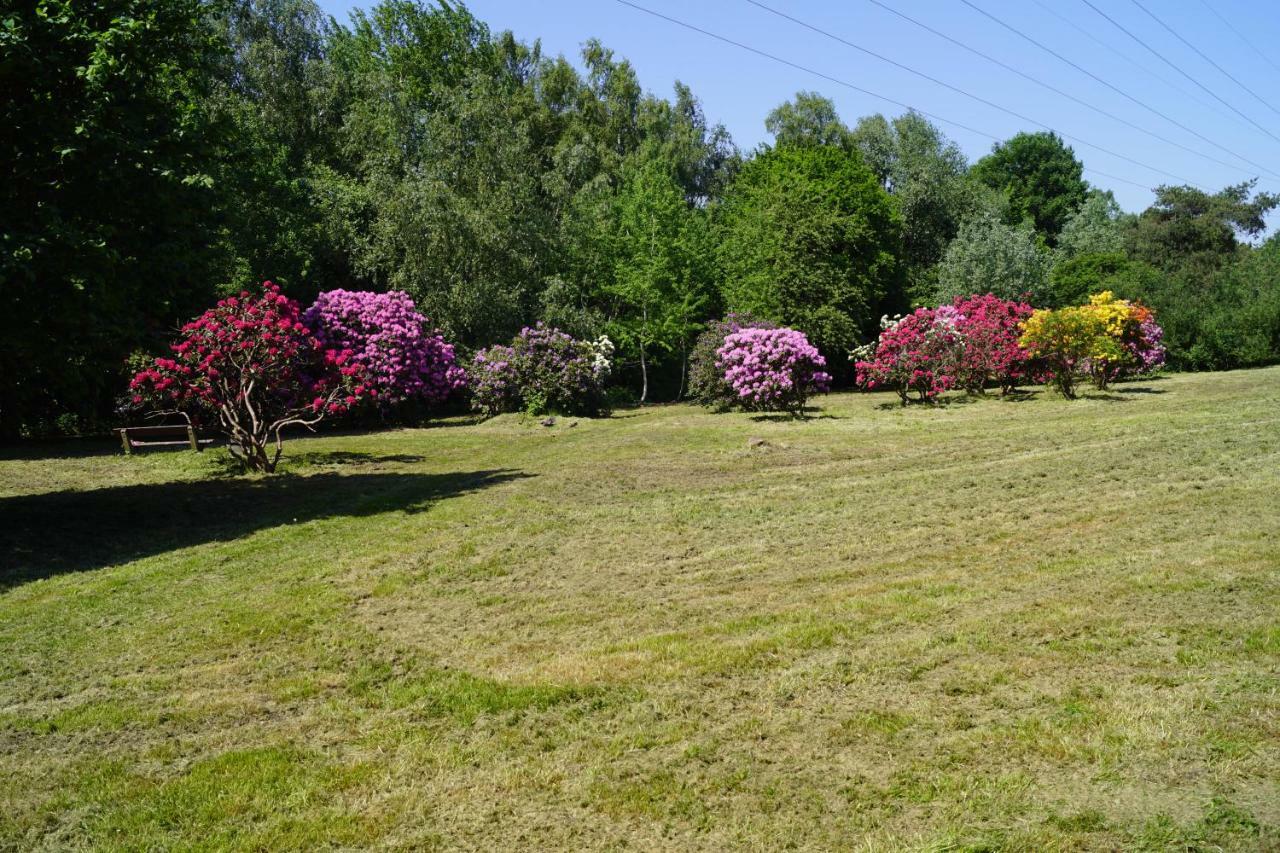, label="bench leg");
[187,425,200,452]
[120,431,132,455]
